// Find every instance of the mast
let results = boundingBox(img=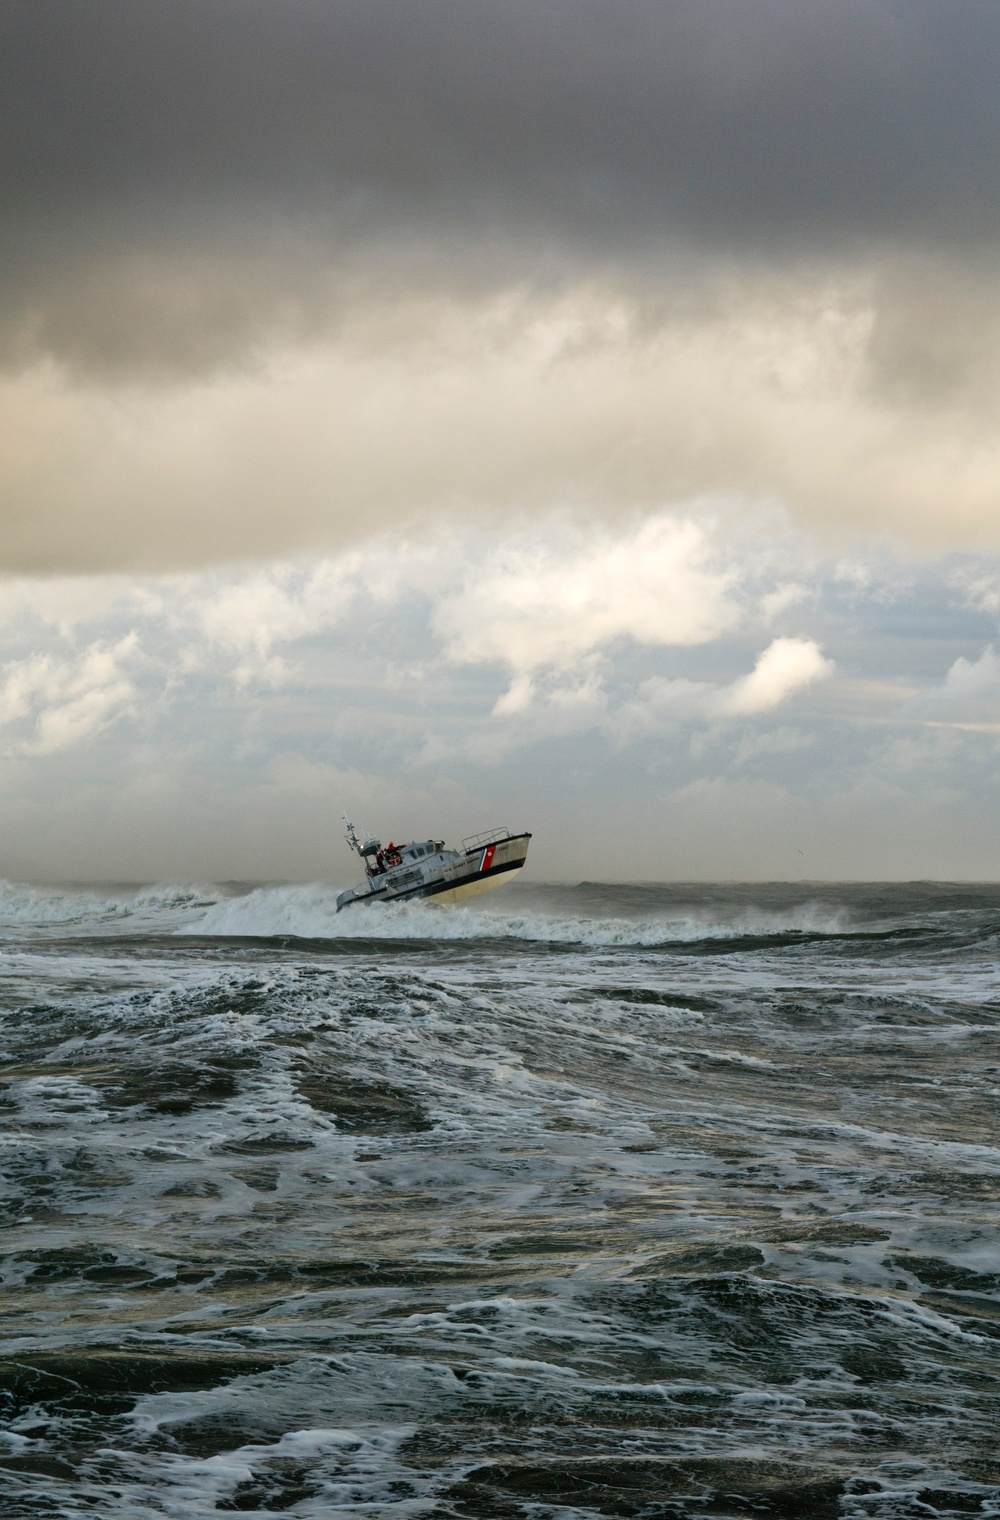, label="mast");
[344,813,382,879]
